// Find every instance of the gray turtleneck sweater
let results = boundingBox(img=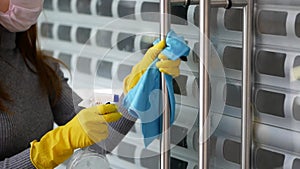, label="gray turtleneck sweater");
[0,25,136,168]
